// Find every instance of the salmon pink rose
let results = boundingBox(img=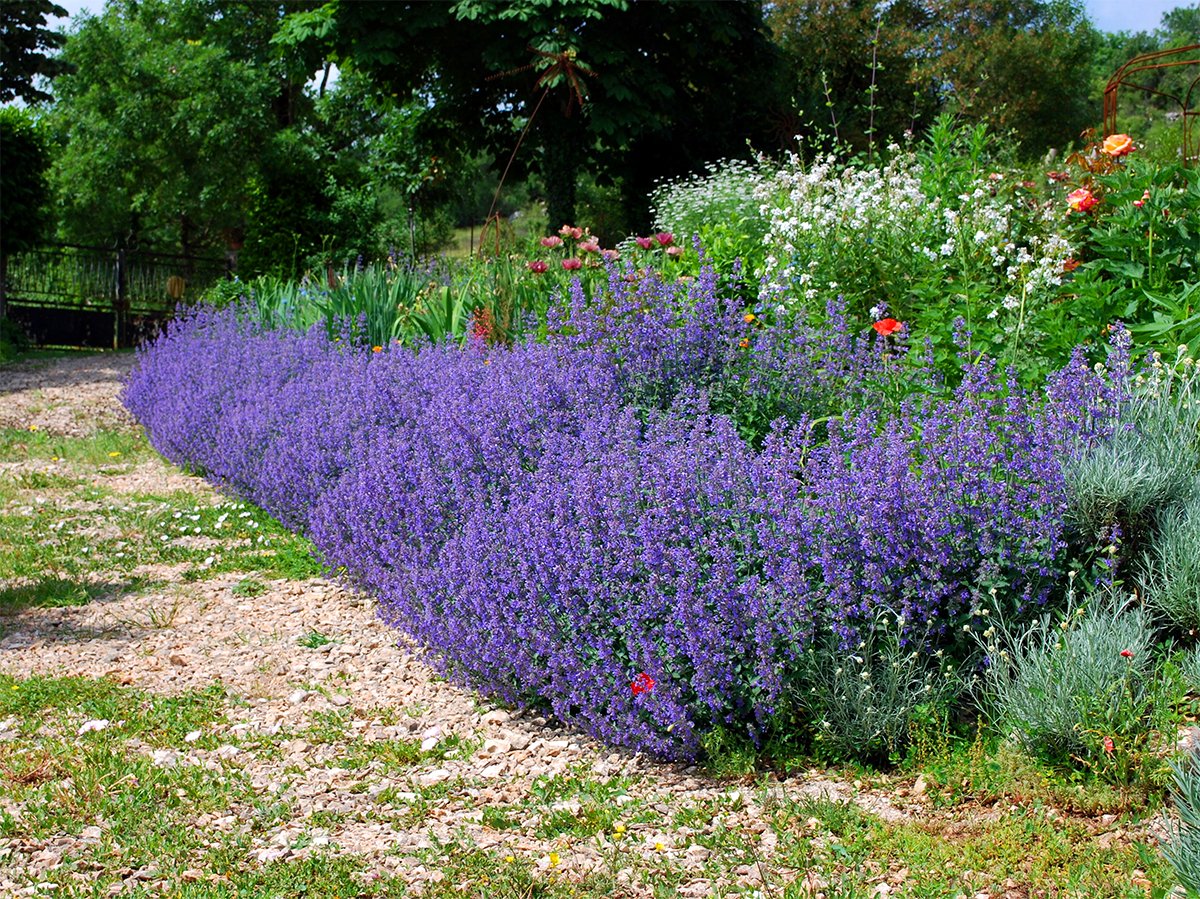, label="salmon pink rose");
[1102,134,1134,157]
